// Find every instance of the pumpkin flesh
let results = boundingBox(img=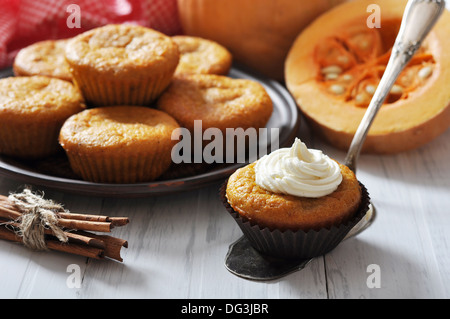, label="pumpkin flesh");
[285,0,450,153]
